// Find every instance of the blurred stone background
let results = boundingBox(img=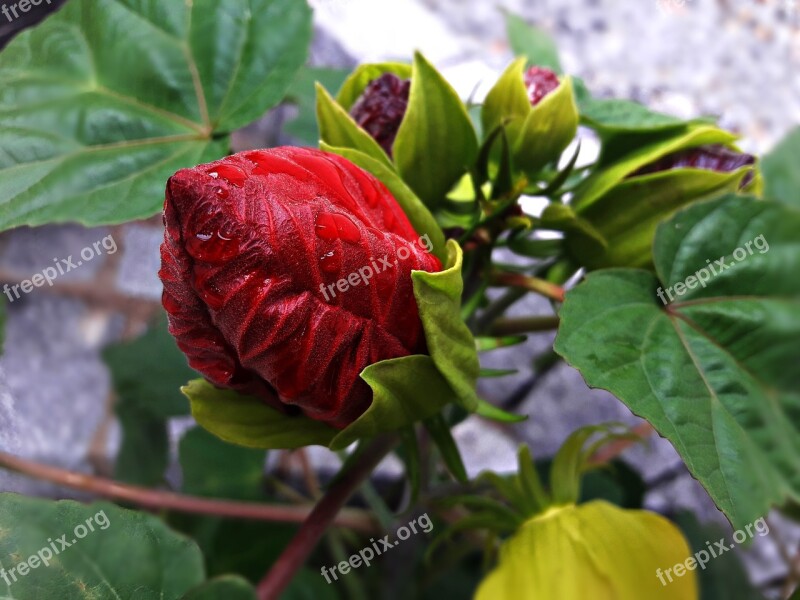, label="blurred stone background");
[0,0,798,596]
